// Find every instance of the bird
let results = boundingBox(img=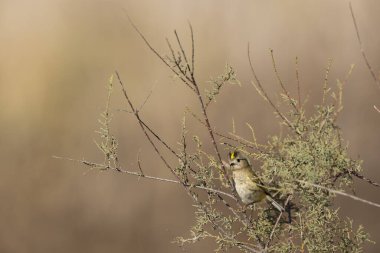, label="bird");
[228,151,284,212]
